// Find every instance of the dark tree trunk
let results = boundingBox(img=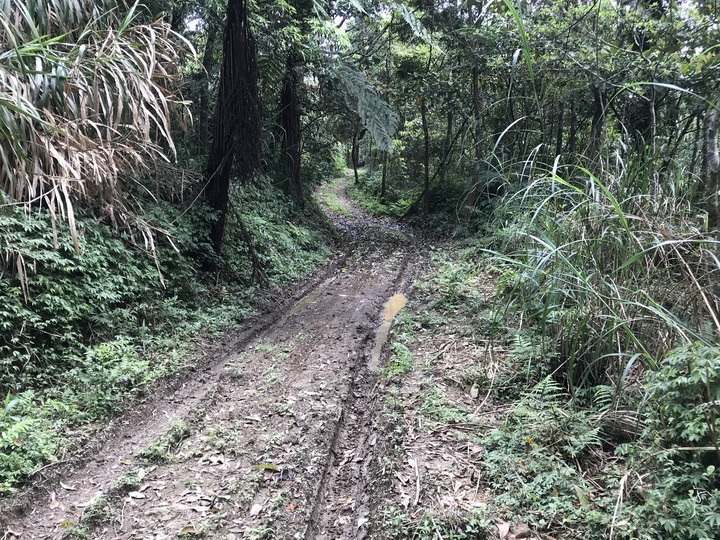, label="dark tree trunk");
[439,104,453,184]
[421,96,430,214]
[380,151,389,204]
[691,115,702,174]
[280,51,302,201]
[467,65,482,209]
[568,98,577,157]
[351,130,360,184]
[706,108,720,238]
[205,0,261,253]
[587,86,604,163]
[555,101,564,157]
[198,24,218,150]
